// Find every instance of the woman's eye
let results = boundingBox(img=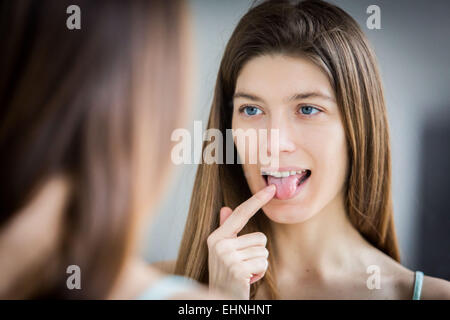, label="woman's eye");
[299,105,320,115]
[241,106,263,116]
